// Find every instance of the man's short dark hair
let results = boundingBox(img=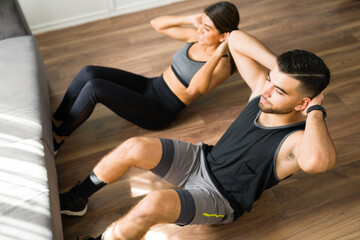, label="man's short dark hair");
[277,49,330,98]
